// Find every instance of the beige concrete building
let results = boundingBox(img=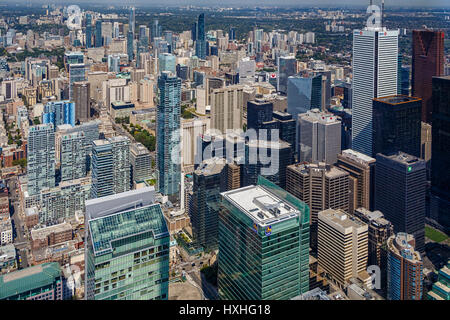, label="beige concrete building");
[336,149,376,214]
[318,208,368,287]
[210,85,243,132]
